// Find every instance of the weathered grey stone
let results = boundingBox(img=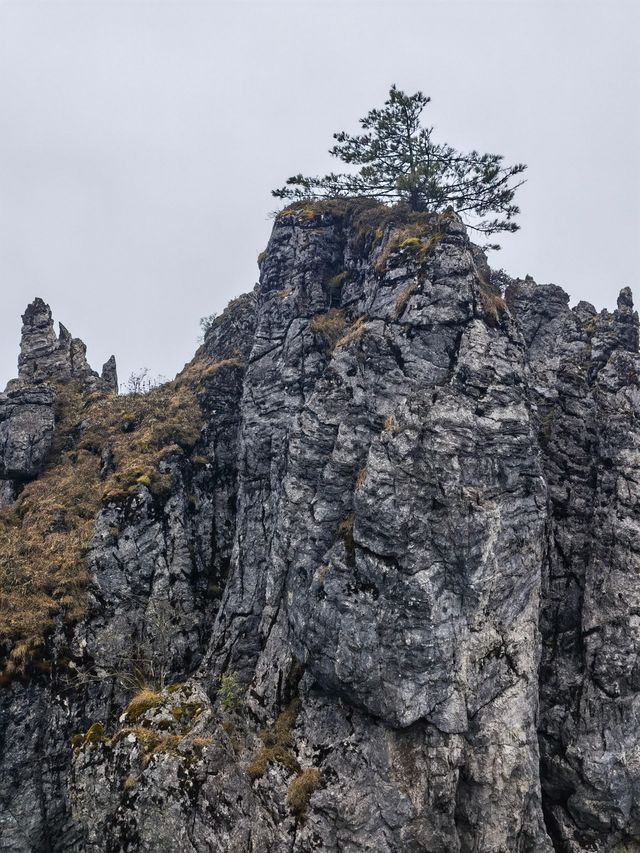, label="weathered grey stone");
[0,385,55,480]
[1,204,639,852]
[9,297,117,394]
